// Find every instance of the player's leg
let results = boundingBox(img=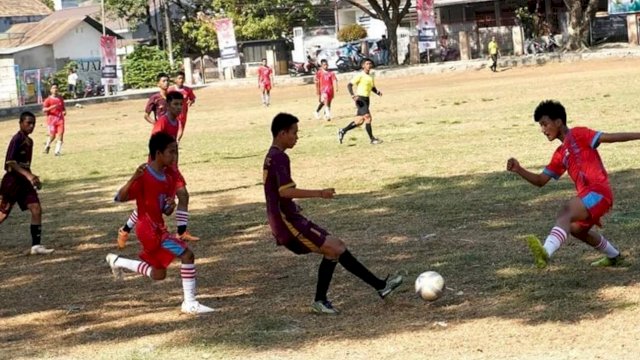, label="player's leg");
[260,86,266,105]
[363,113,381,144]
[0,196,11,224]
[167,238,214,314]
[338,115,364,144]
[0,175,15,224]
[315,95,324,119]
[20,186,53,254]
[44,130,55,154]
[107,223,168,281]
[54,126,64,156]
[265,87,271,106]
[106,253,164,280]
[570,224,622,267]
[175,186,199,241]
[323,93,333,120]
[116,209,138,249]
